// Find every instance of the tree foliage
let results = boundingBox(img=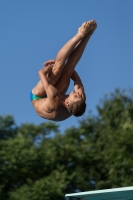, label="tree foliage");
[1,89,133,199]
